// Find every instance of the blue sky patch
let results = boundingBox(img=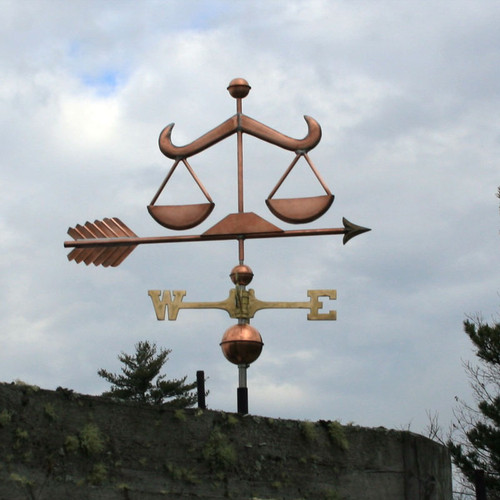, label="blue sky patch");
[81,70,123,97]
